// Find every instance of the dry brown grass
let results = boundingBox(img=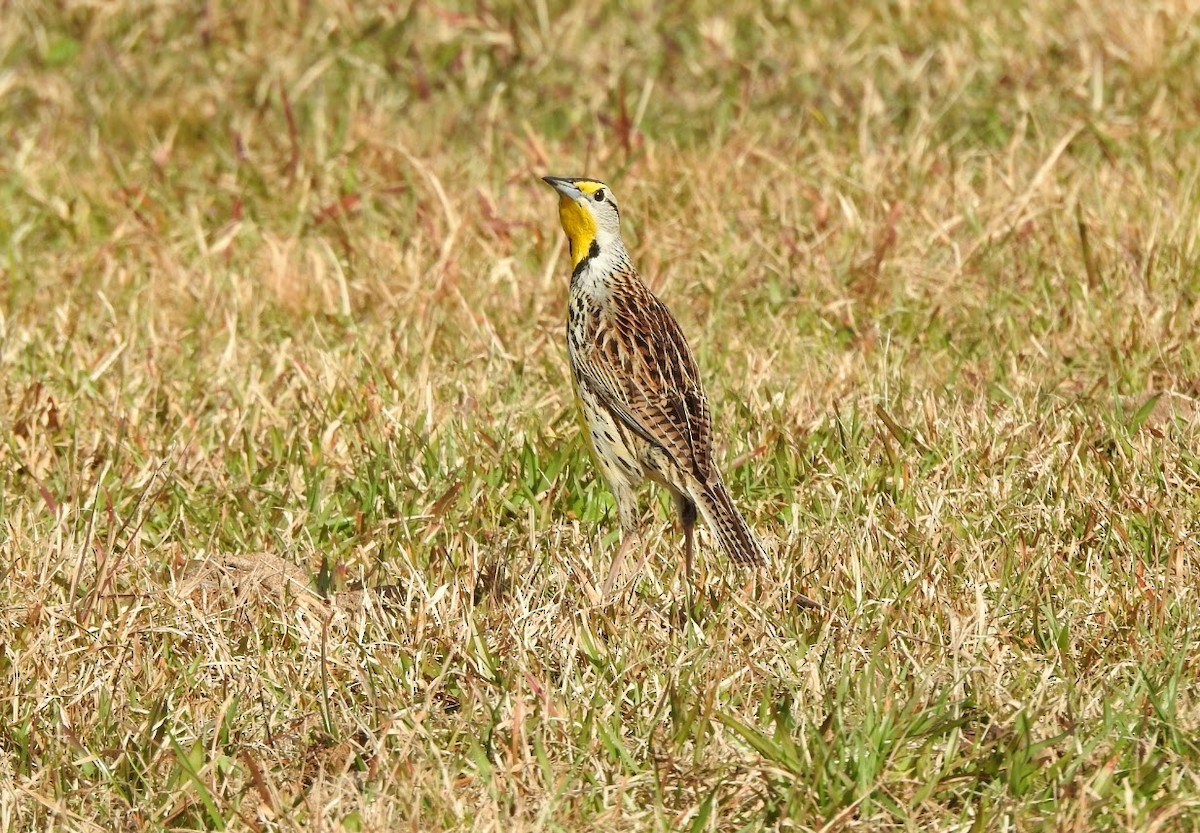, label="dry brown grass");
[3,0,1200,830]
